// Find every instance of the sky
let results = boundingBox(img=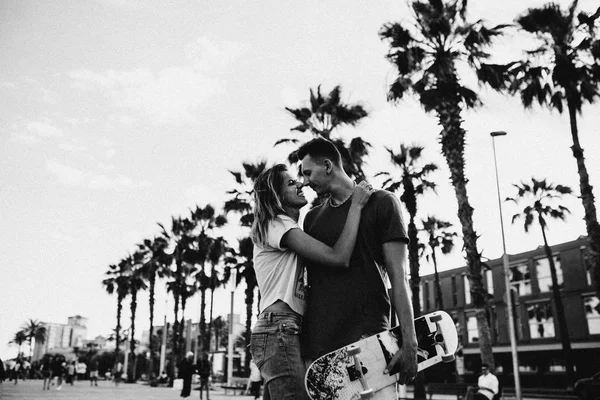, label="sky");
[1,0,599,360]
